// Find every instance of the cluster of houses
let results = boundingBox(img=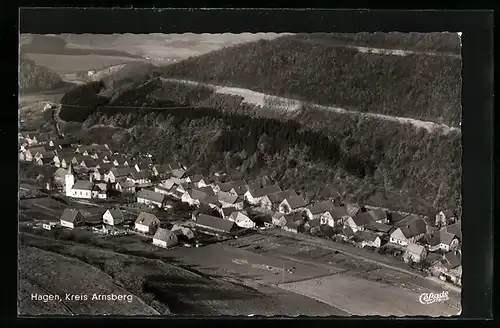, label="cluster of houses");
[58,206,195,249]
[19,132,462,286]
